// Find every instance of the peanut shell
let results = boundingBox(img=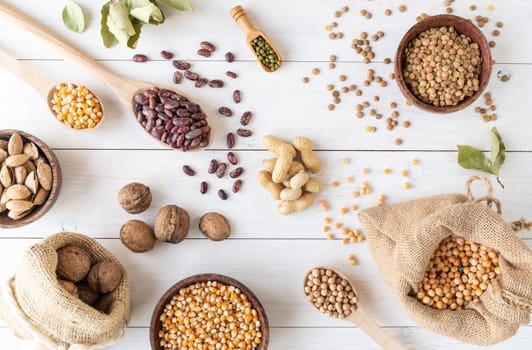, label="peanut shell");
[5,200,33,212]
[14,166,27,184]
[8,133,23,155]
[6,184,31,200]
[5,154,30,168]
[23,142,39,160]
[25,171,39,194]
[37,162,52,191]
